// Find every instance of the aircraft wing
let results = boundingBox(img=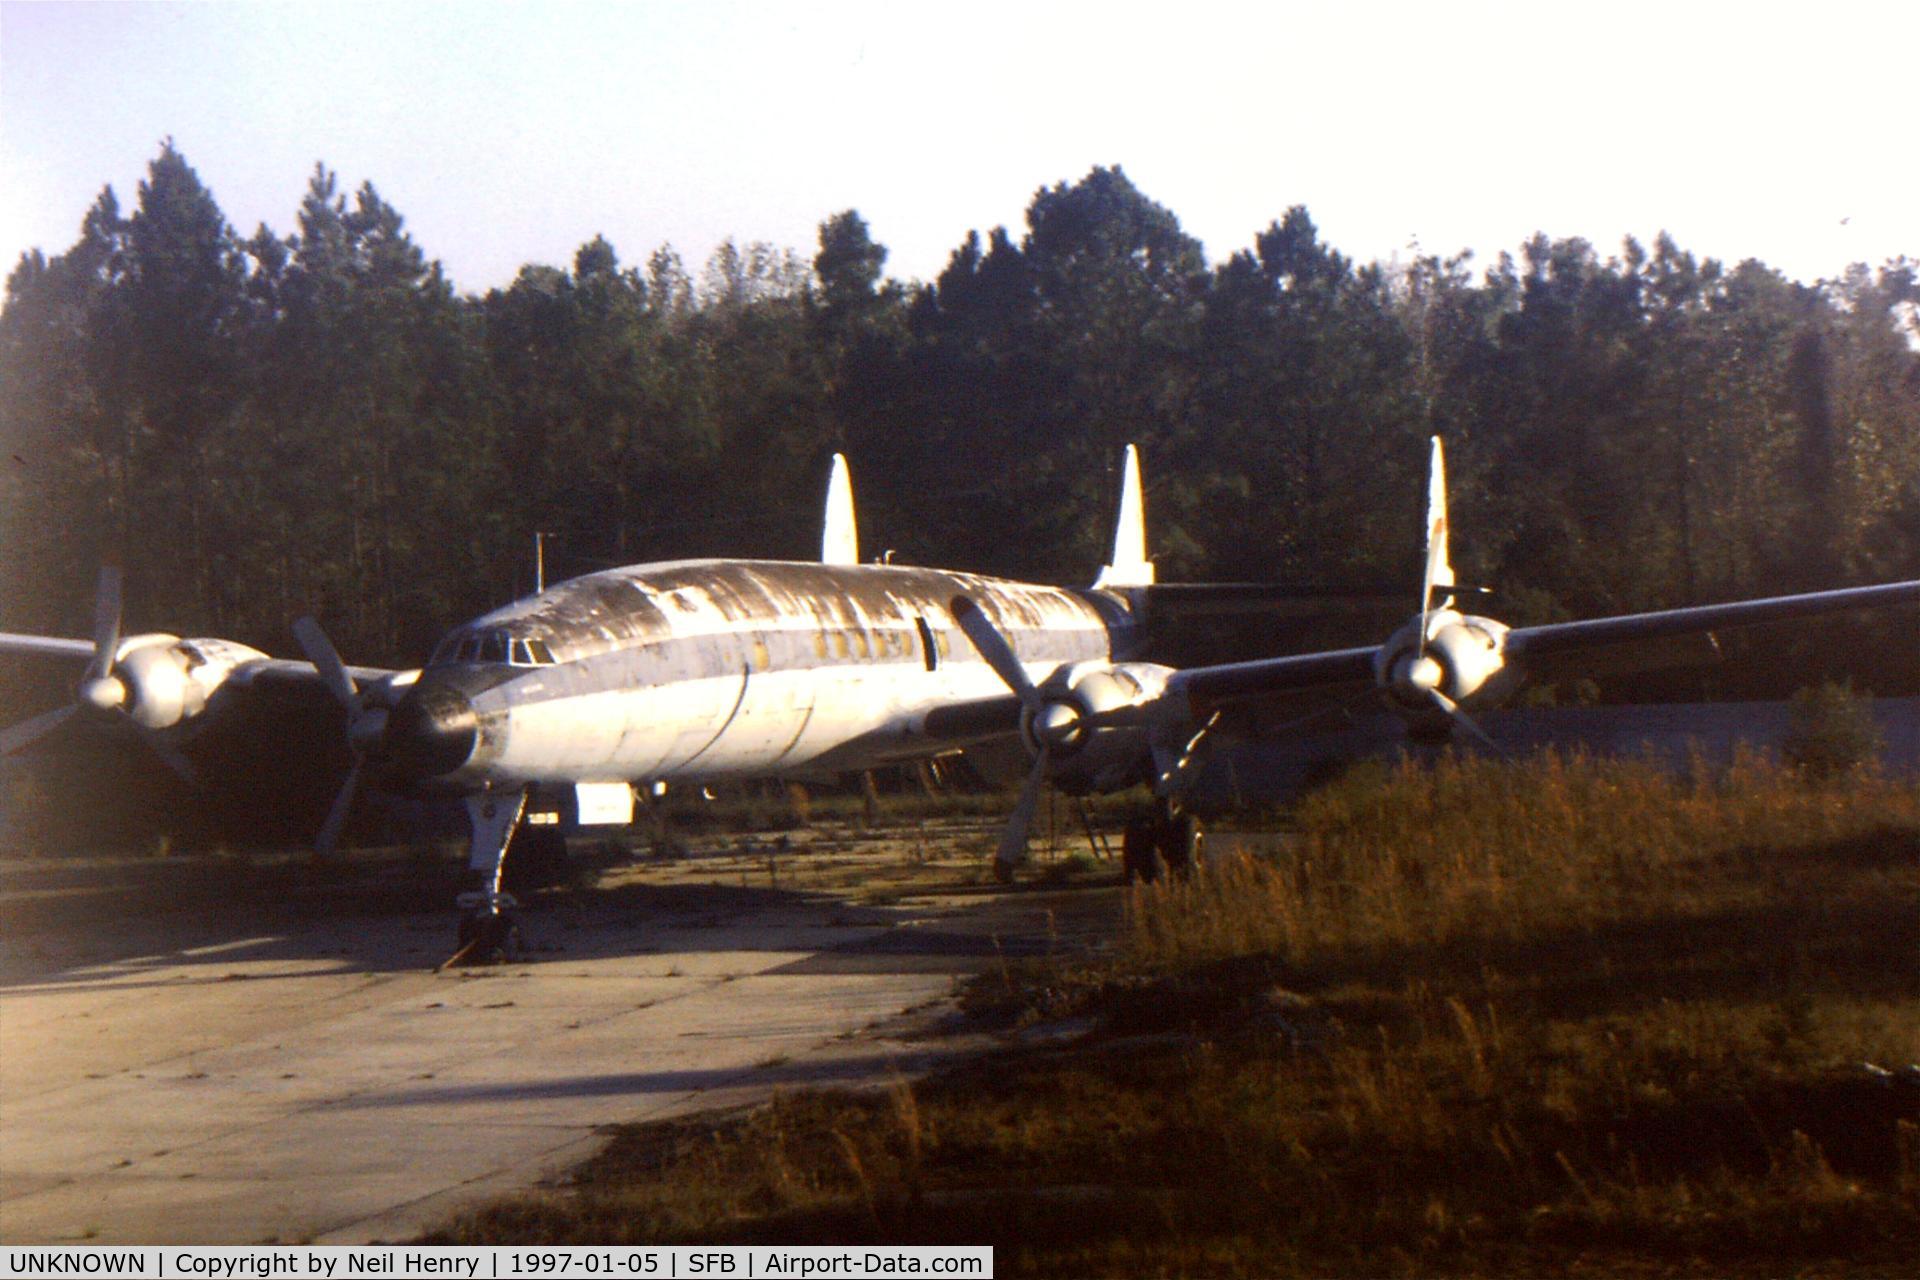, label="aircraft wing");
[0,633,96,661]
[0,631,394,687]
[1140,441,1916,731]
[1,614,400,767]
[1172,645,1379,709]
[1171,579,1920,725]
[1503,581,1920,667]
[225,657,399,689]
[920,693,1025,740]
